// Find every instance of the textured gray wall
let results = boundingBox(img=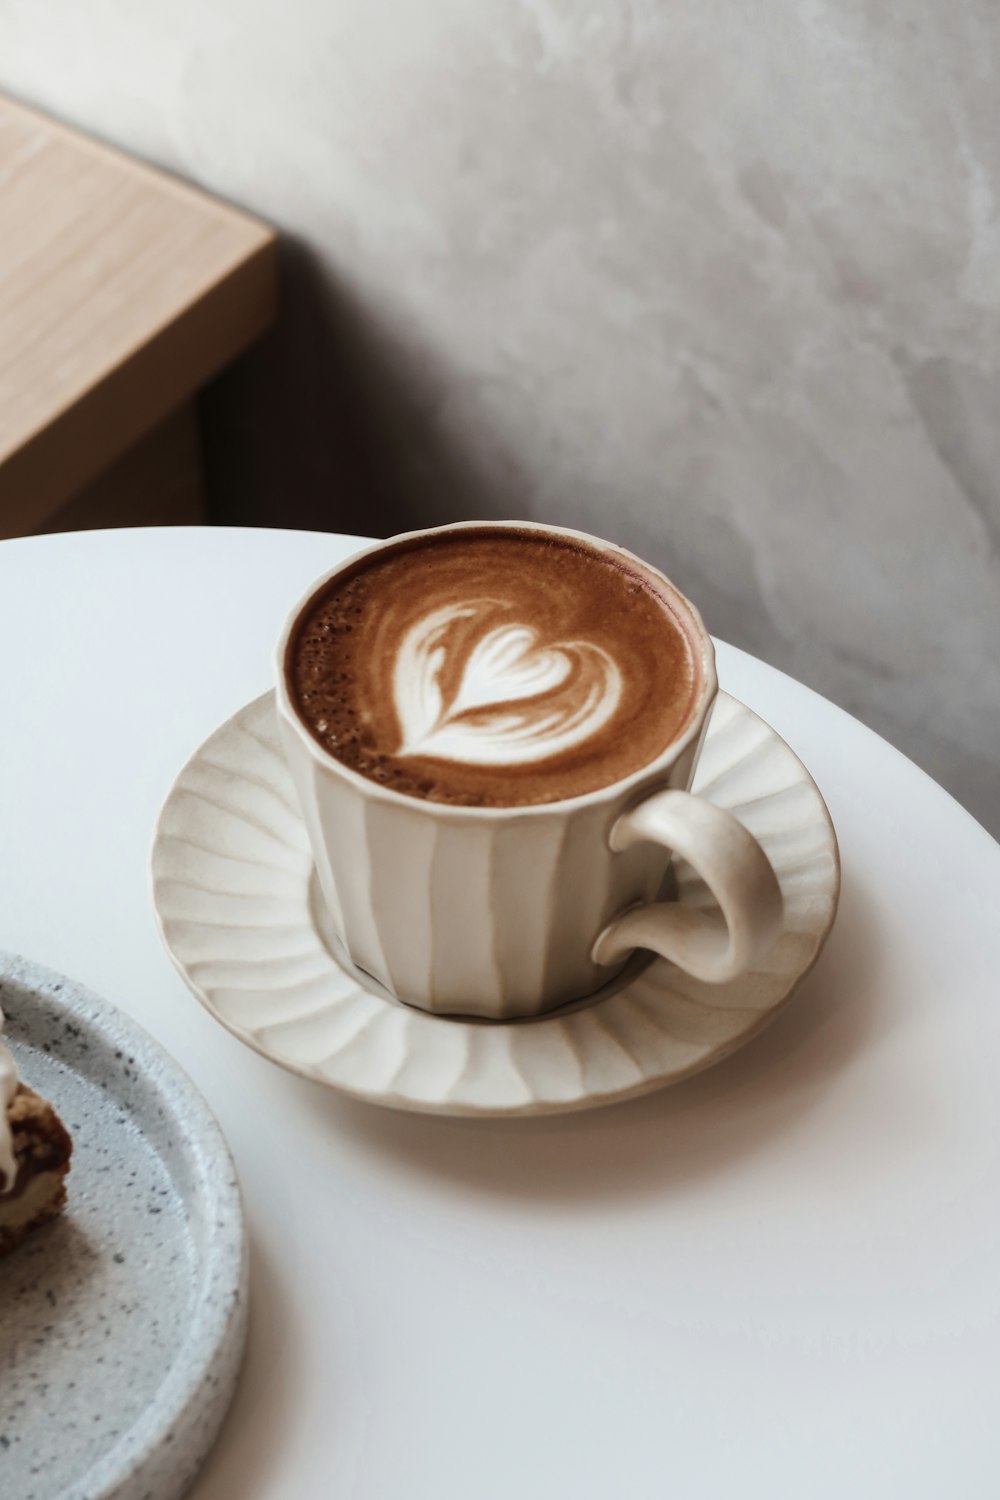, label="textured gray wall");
[3,0,998,832]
